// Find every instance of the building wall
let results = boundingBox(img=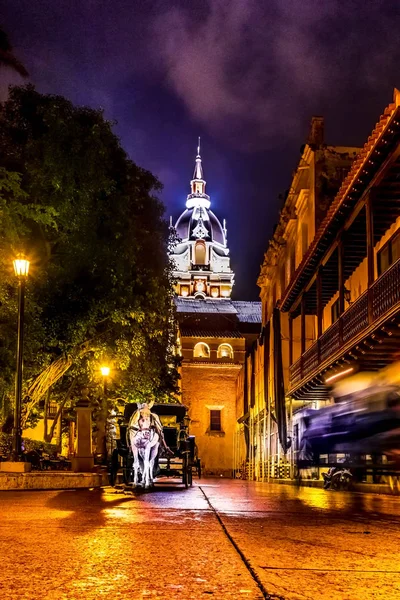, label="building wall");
[244,125,359,479]
[181,336,245,363]
[181,362,241,477]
